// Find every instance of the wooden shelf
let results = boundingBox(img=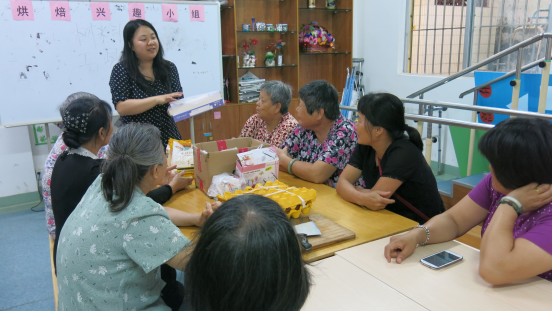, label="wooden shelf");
[298,8,351,13]
[237,31,296,34]
[238,65,297,69]
[177,0,352,142]
[300,52,351,55]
